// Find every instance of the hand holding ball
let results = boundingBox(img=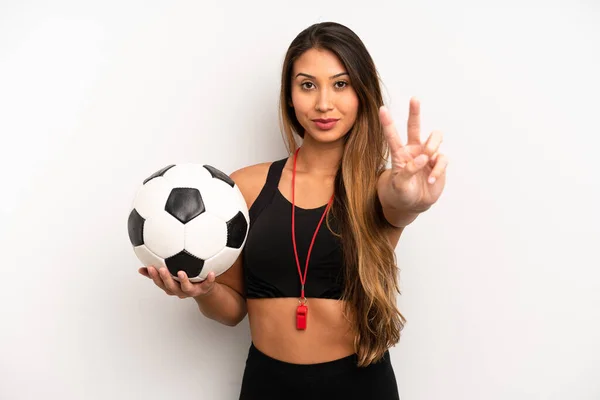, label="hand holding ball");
[127,164,249,283]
